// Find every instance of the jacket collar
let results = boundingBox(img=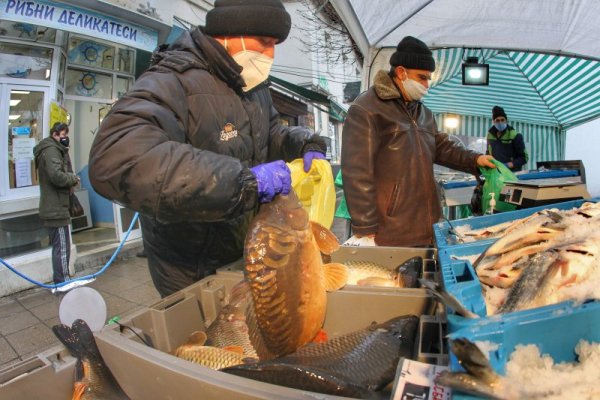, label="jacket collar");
[373,70,403,100]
